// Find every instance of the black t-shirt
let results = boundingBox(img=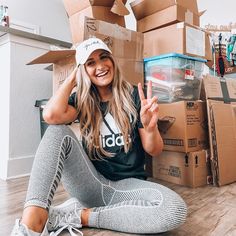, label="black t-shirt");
[68,86,147,181]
